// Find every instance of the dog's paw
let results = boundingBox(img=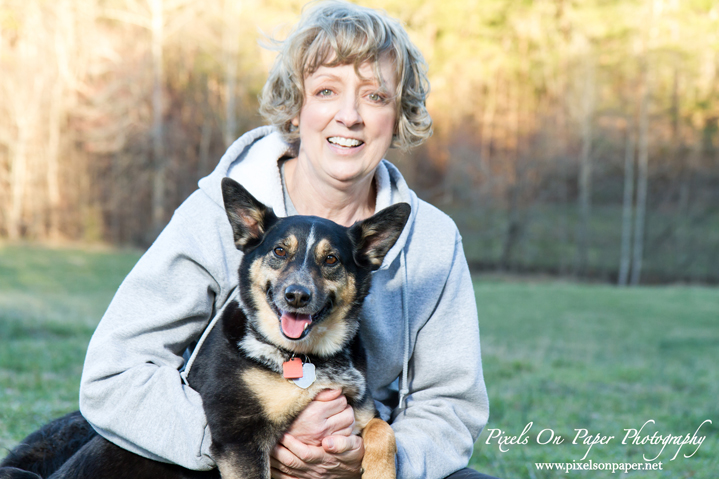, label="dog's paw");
[360,418,397,479]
